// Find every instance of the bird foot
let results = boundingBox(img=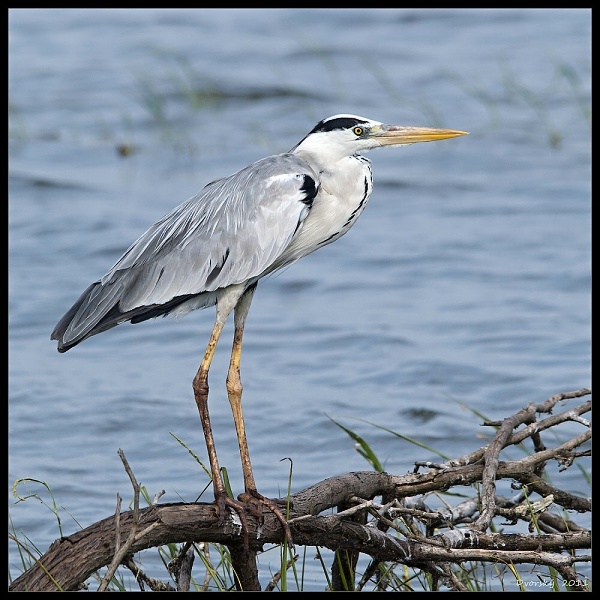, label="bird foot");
[213,490,293,551]
[238,490,294,549]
